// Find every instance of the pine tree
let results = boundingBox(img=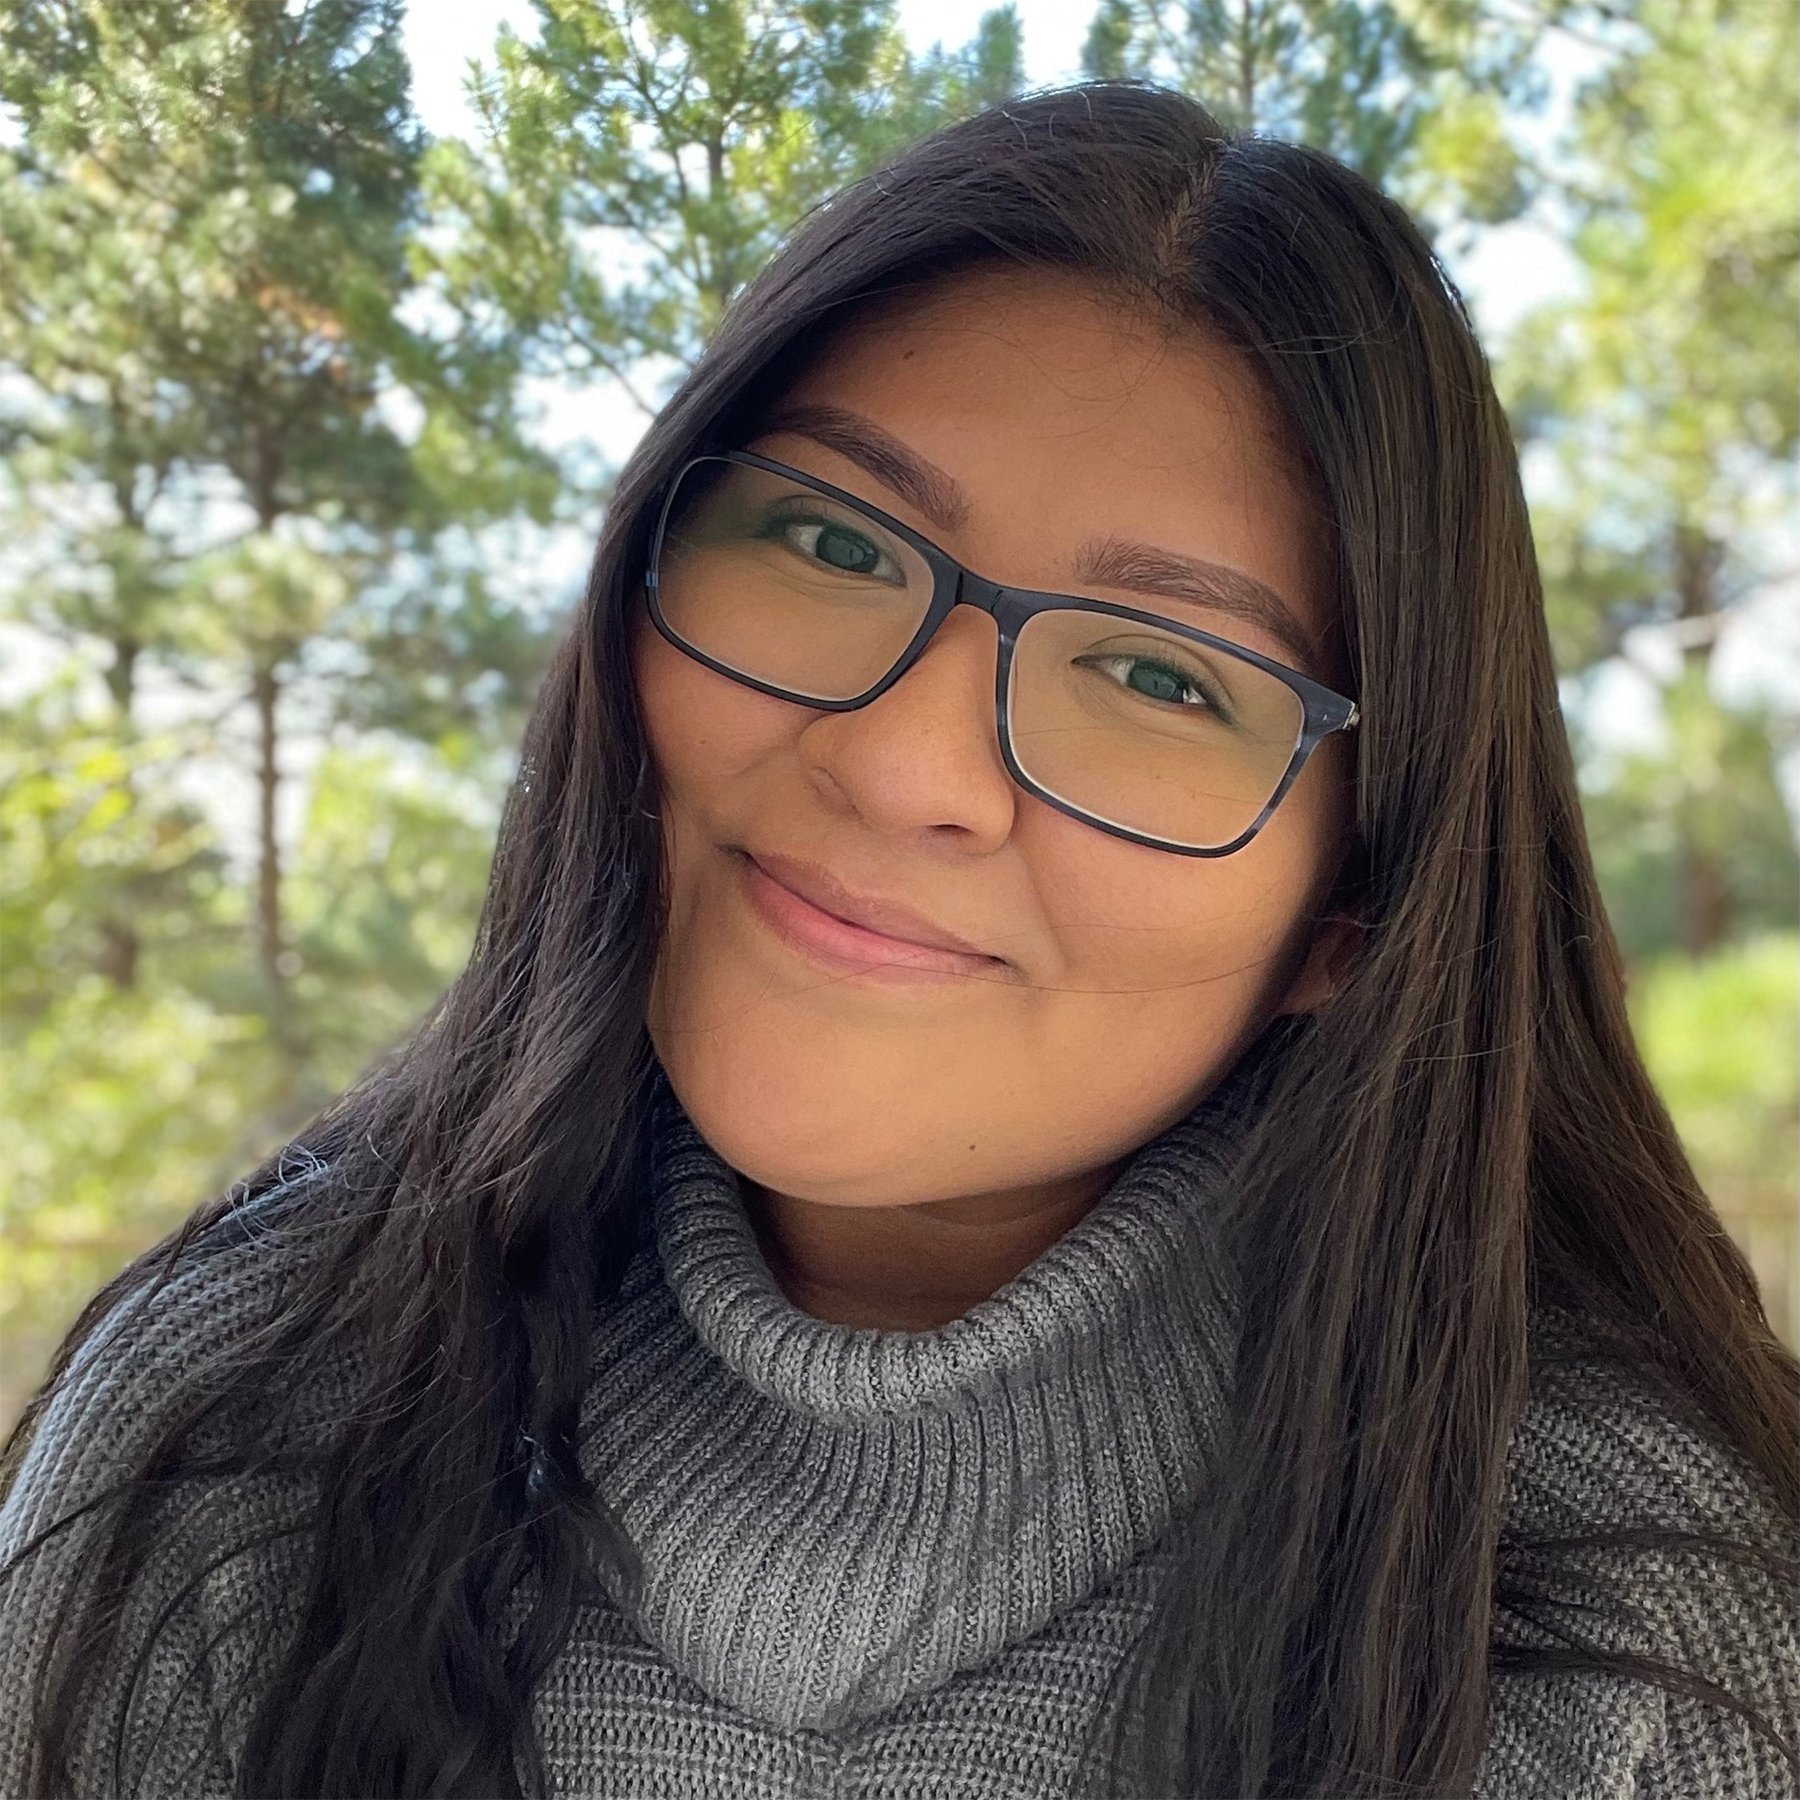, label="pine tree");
[420,0,1027,436]
[1079,0,1432,183]
[0,0,546,1061]
[1502,0,1798,952]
